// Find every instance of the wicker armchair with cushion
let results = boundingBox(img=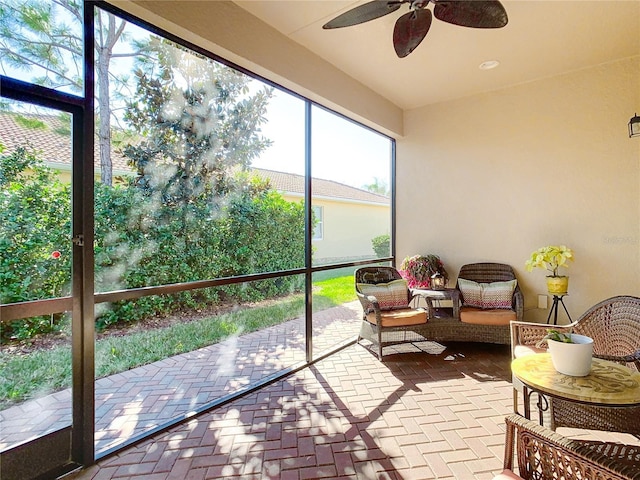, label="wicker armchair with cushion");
[420,262,521,345]
[355,266,428,360]
[510,295,640,435]
[495,414,640,480]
